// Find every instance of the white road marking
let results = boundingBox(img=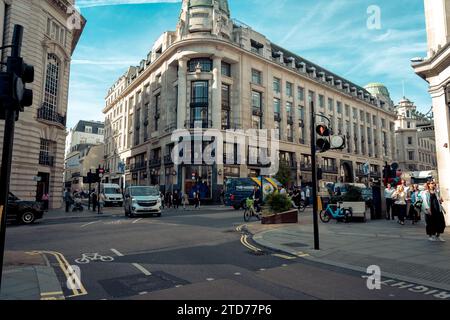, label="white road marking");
[110,249,124,257]
[139,291,148,295]
[81,221,100,228]
[282,264,288,267]
[272,253,297,260]
[206,278,215,281]
[132,218,143,224]
[132,263,152,276]
[234,272,241,276]
[175,285,183,288]
[259,268,266,271]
